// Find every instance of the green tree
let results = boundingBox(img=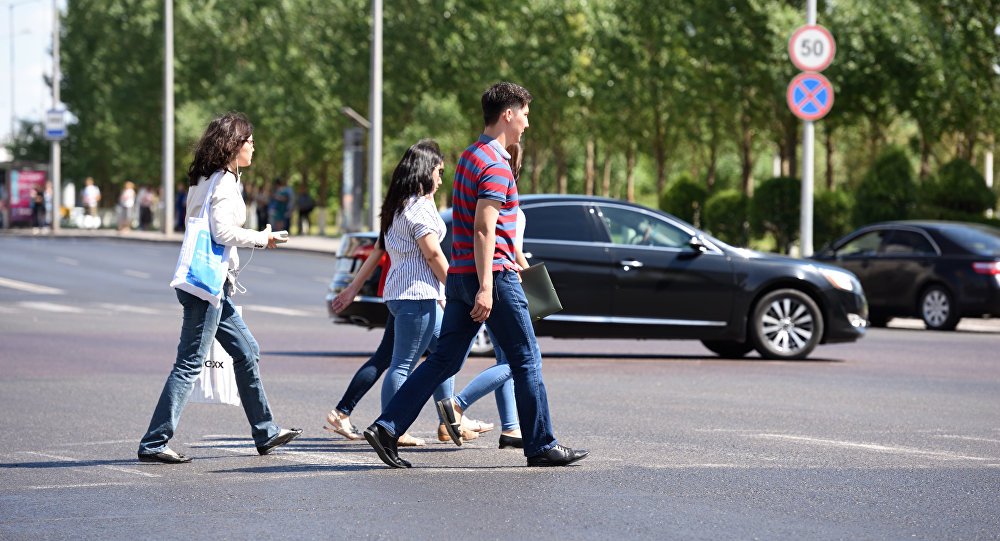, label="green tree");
[814,190,853,249]
[702,189,750,246]
[659,174,708,226]
[919,159,997,218]
[750,176,800,254]
[852,147,917,226]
